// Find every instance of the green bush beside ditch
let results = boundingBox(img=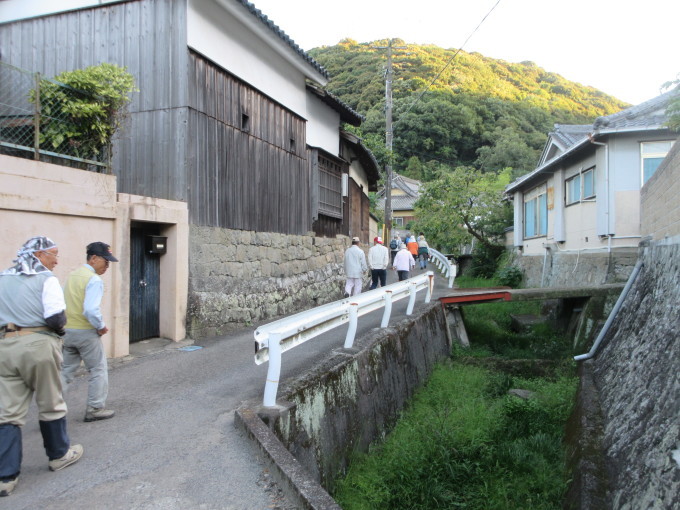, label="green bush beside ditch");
[334,277,577,509]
